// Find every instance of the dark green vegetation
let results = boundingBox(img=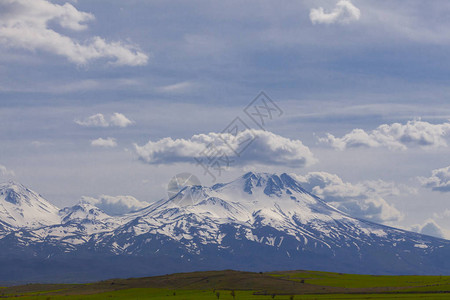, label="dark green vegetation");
[1,270,449,299]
